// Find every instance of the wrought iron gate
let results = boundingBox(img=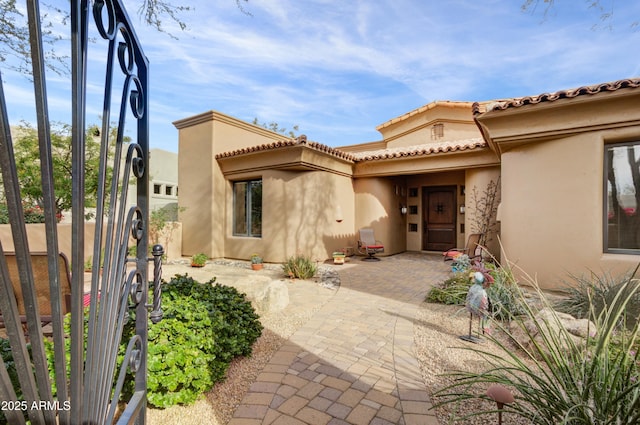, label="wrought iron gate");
[0,1,161,423]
